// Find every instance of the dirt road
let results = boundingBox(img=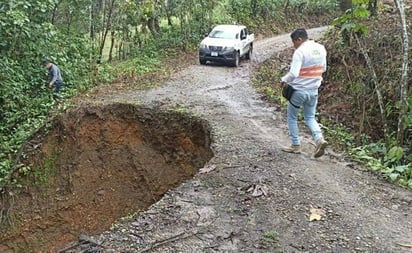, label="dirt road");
[86,27,412,252]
